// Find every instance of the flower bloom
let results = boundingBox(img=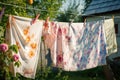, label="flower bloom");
[28,50,35,58]
[57,54,63,64]
[0,43,8,52]
[13,54,19,62]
